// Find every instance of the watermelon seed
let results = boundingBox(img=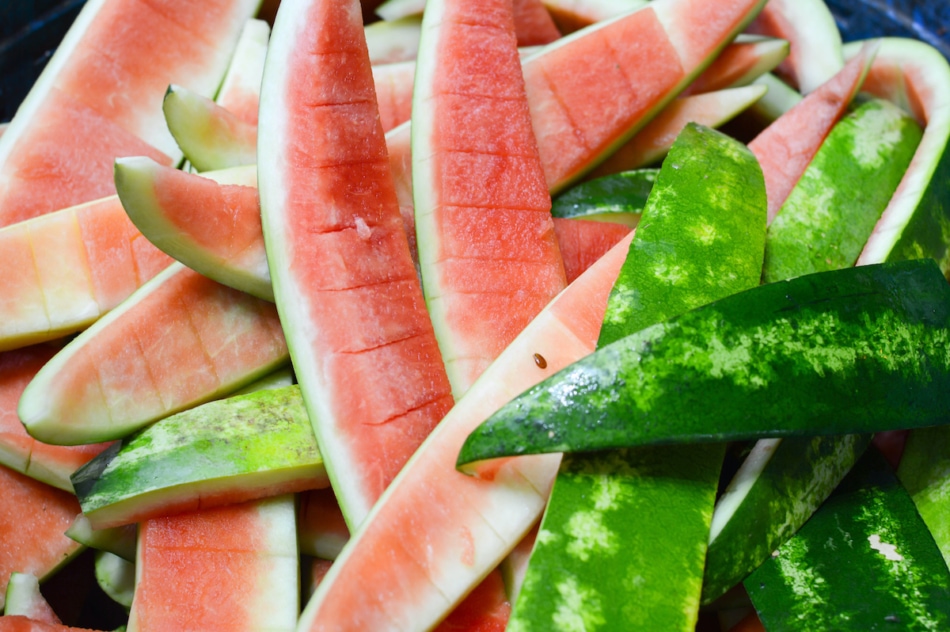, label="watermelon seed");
[533,353,548,369]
